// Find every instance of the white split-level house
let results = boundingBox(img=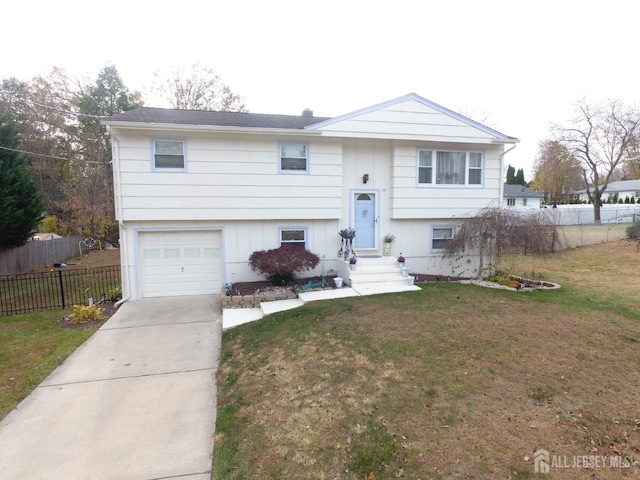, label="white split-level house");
[102,93,518,300]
